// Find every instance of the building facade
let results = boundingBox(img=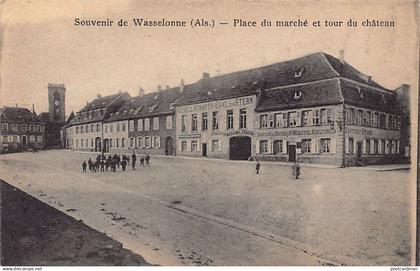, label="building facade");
[0,106,45,152]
